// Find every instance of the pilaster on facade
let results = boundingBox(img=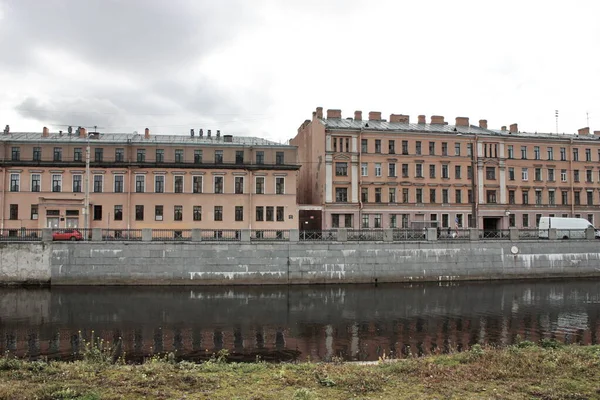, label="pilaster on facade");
[325,154,333,203]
